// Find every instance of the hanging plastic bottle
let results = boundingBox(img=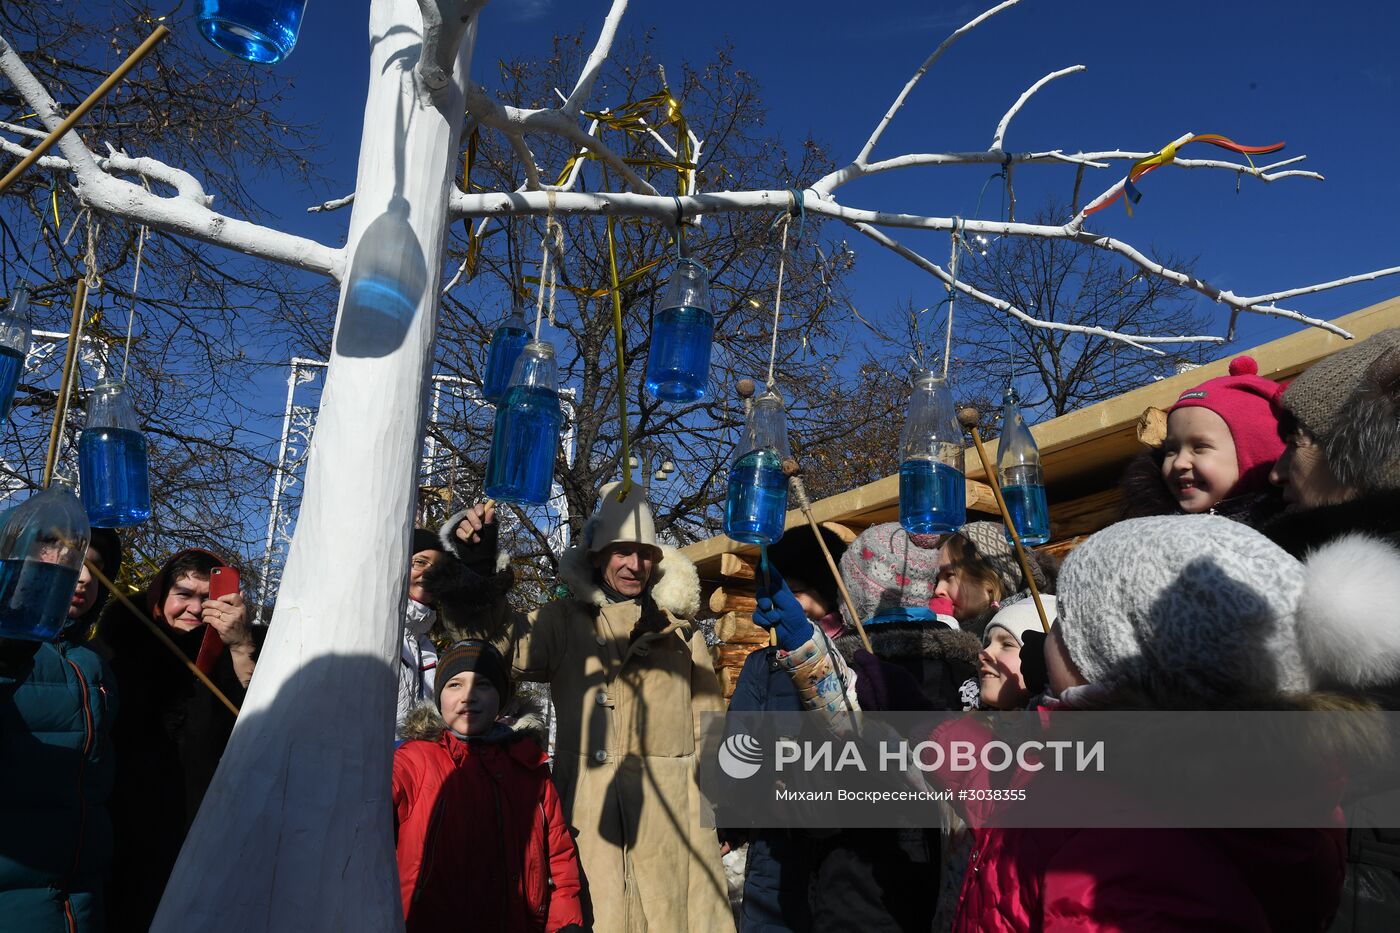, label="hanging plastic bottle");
[78,379,152,527]
[484,340,563,505]
[898,371,966,535]
[724,388,791,545]
[197,0,309,64]
[0,481,90,641]
[0,283,32,426]
[645,259,714,403]
[996,384,1050,546]
[482,304,530,405]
